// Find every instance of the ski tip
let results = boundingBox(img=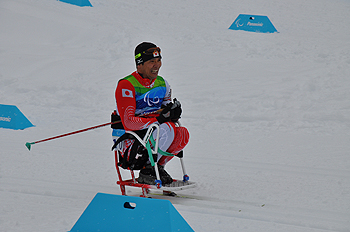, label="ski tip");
[25,142,33,151]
